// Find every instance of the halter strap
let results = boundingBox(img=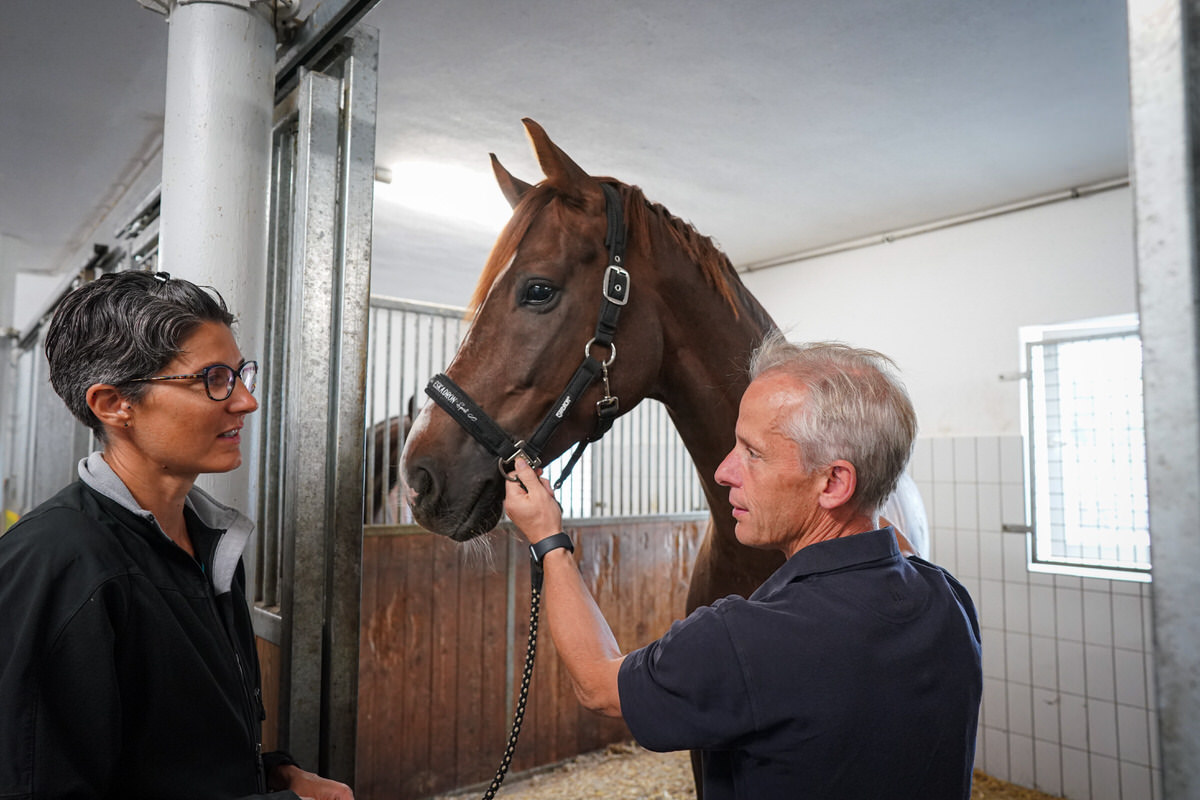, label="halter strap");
[593,184,629,347]
[424,182,630,487]
[426,374,526,463]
